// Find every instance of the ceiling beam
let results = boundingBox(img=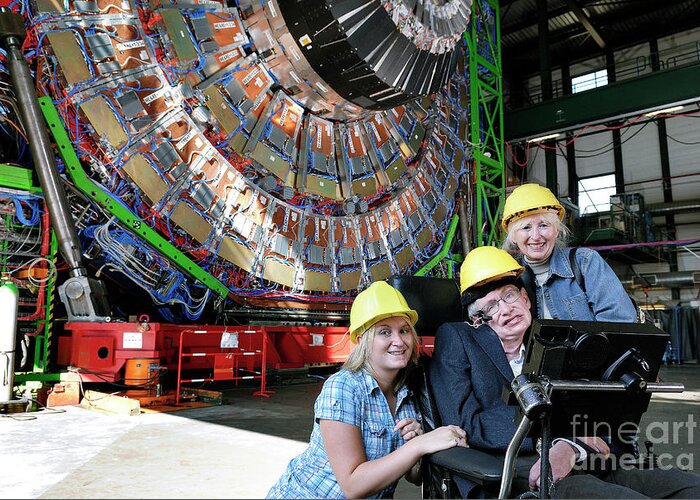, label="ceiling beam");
[563,0,606,49]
